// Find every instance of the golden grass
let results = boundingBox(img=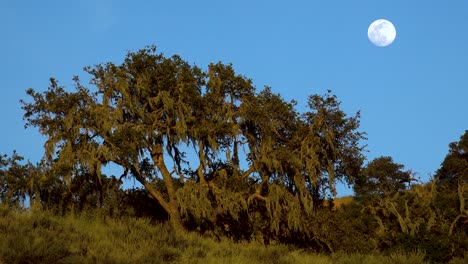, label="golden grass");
[0,206,464,264]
